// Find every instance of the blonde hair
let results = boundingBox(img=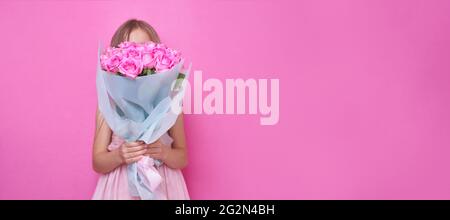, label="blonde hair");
[110,19,161,47]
